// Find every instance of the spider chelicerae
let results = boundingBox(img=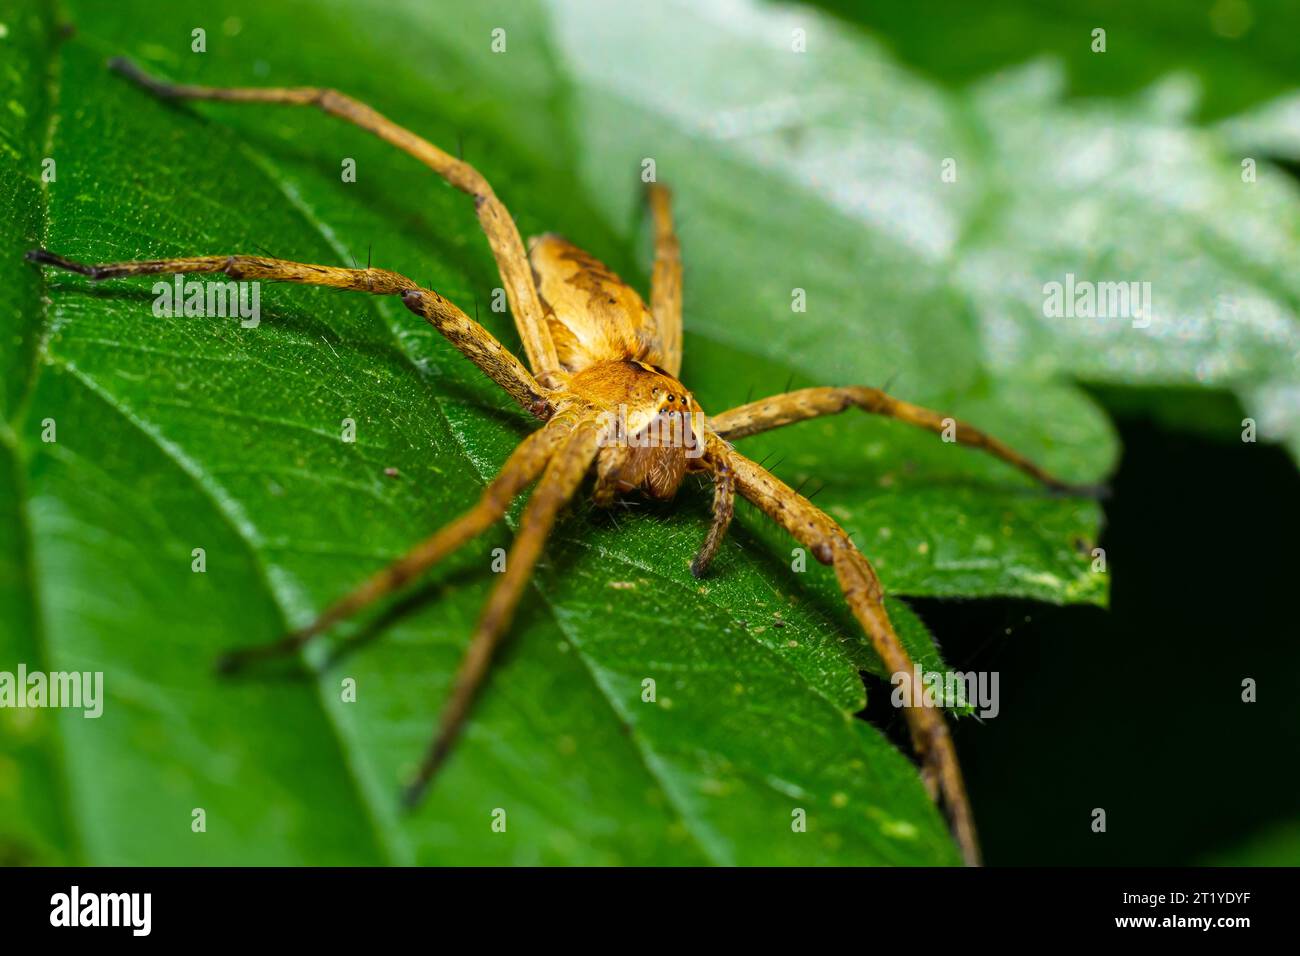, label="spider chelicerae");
[28,57,1094,866]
